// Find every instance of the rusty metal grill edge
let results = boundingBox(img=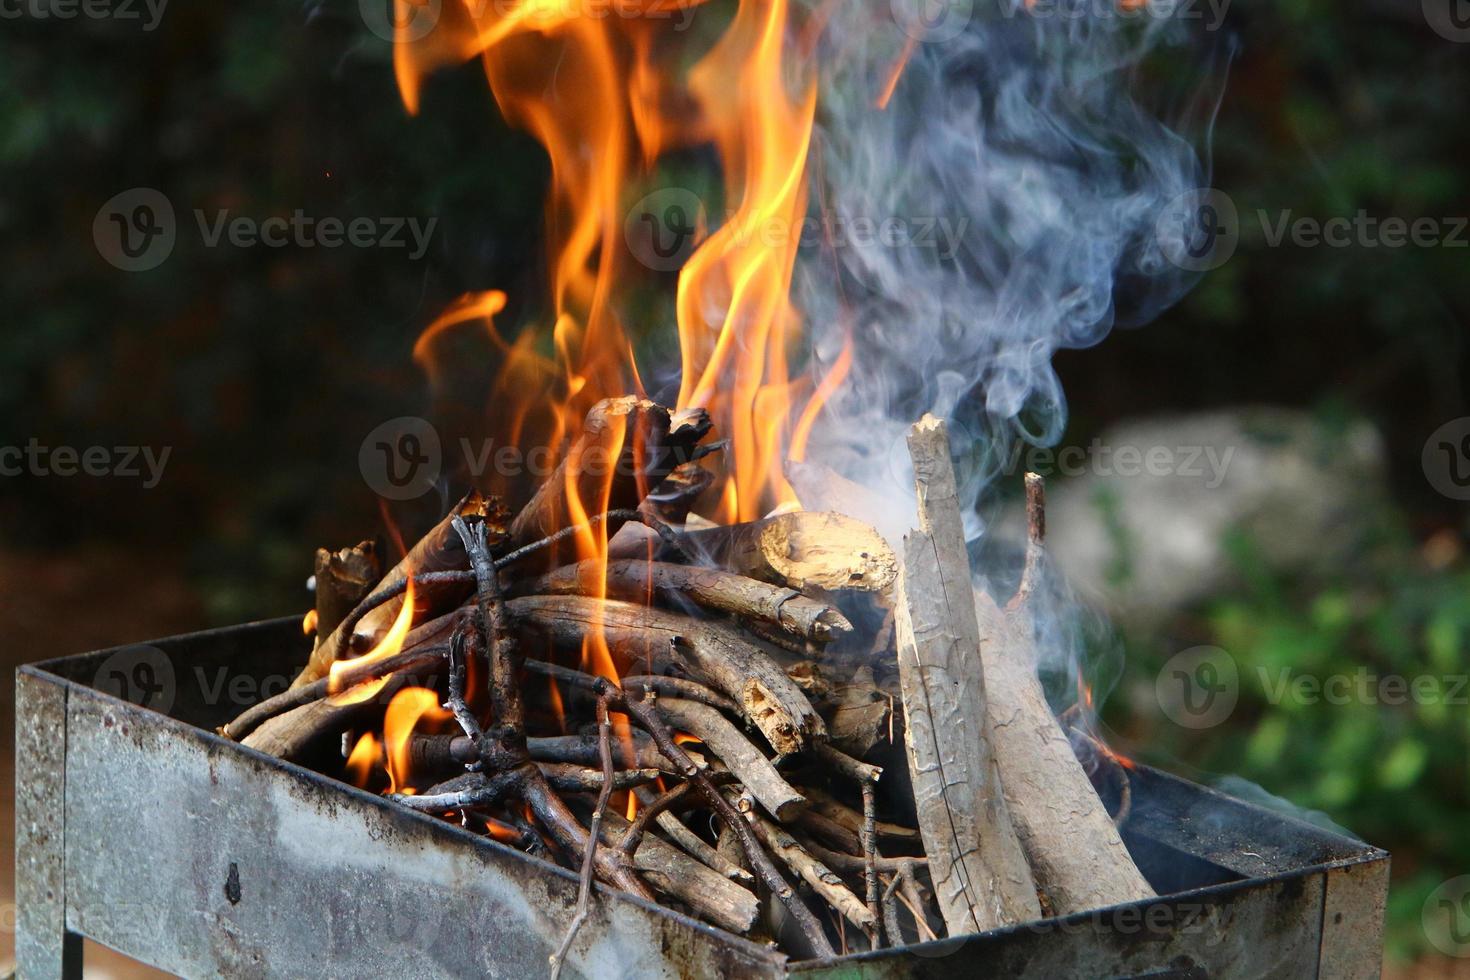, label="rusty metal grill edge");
[14,618,1389,979]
